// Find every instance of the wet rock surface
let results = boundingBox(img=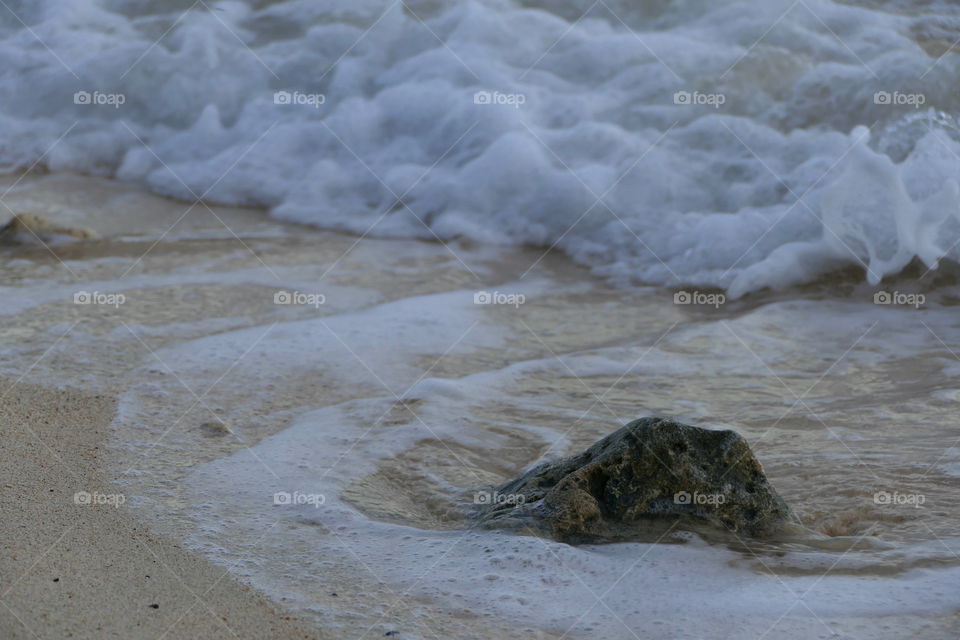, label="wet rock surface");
[476,417,798,542]
[0,213,99,241]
